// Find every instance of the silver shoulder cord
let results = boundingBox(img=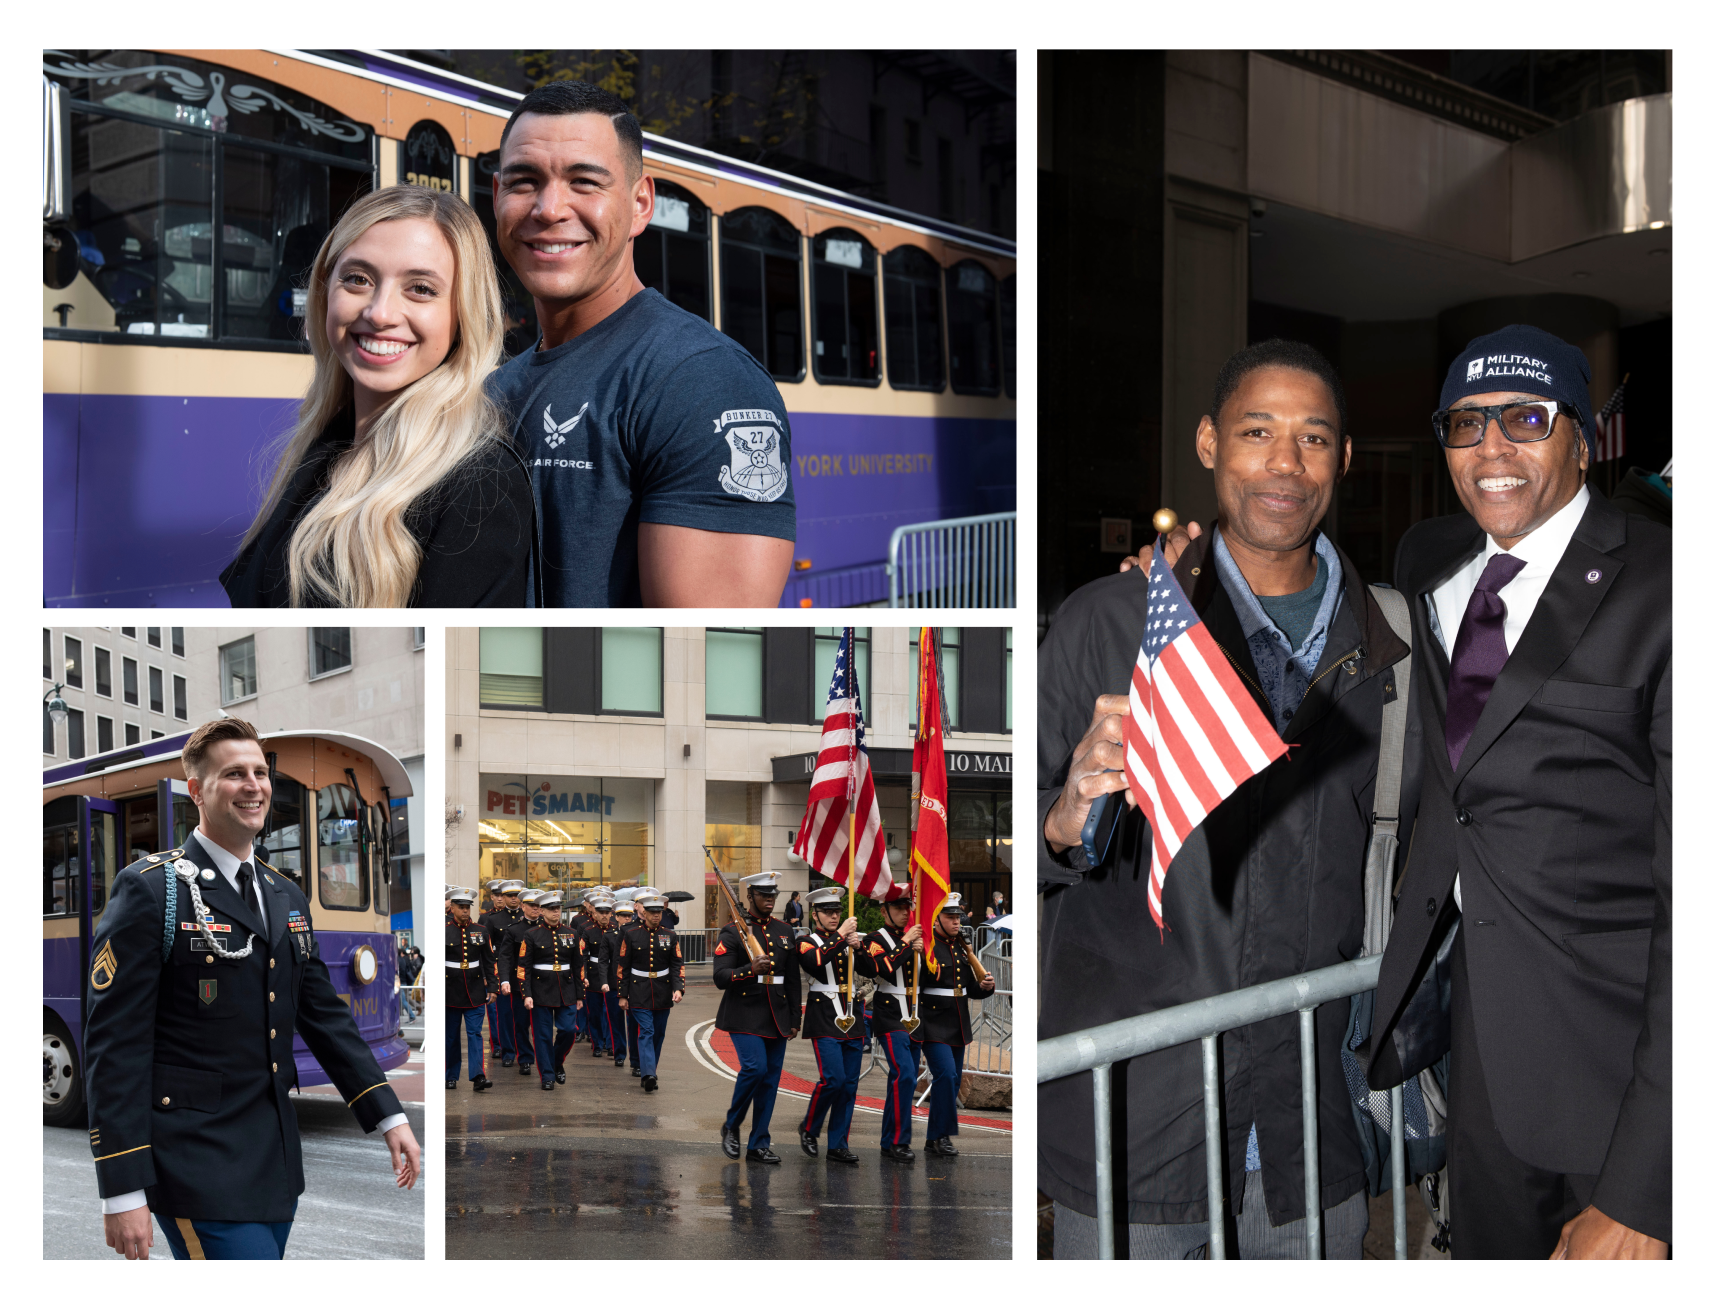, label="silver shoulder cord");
[172,859,257,960]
